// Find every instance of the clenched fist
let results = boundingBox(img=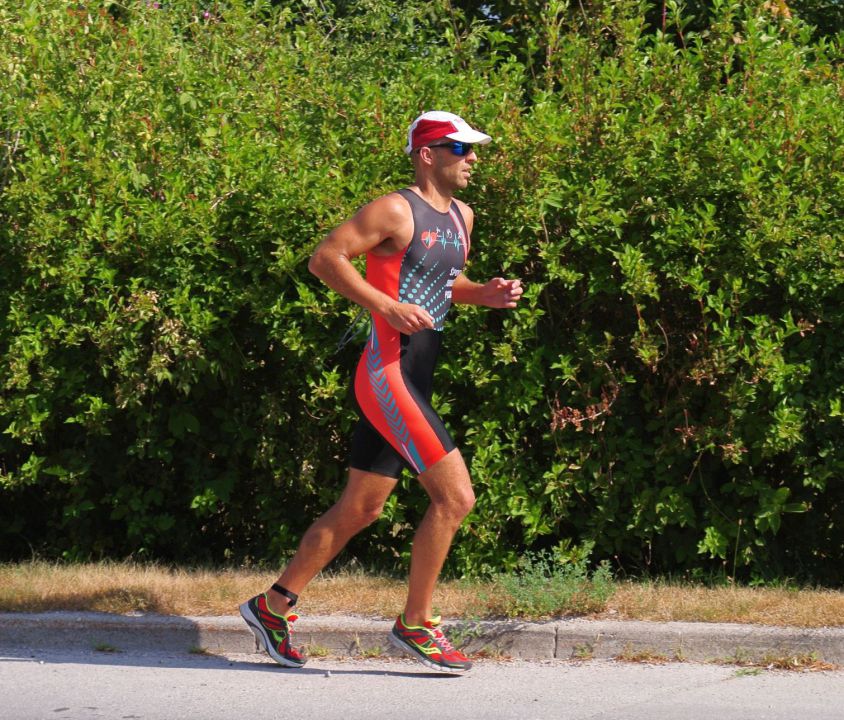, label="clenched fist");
[385,302,435,334]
